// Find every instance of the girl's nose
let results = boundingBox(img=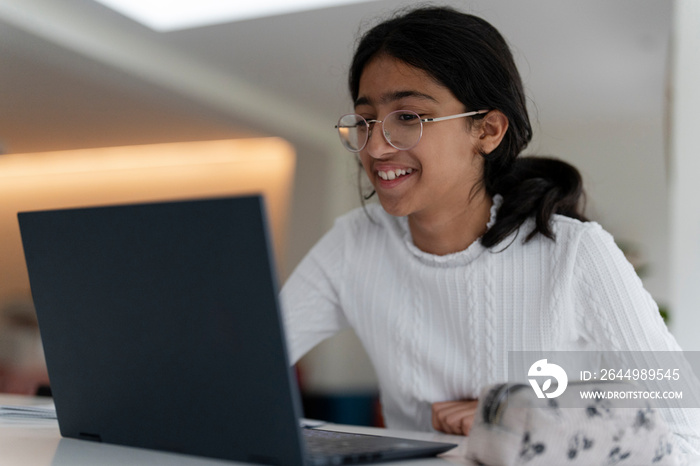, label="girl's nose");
[365,125,397,159]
